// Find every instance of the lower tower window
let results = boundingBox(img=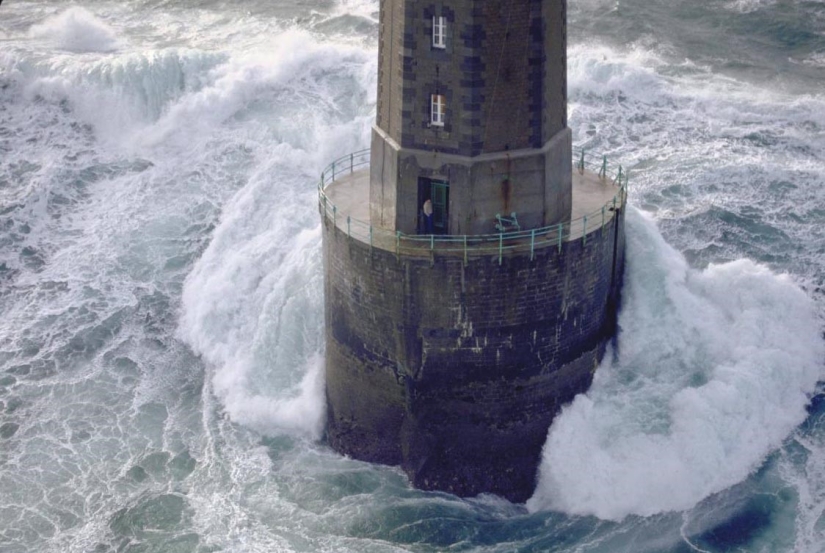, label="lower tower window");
[431,94,446,127]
